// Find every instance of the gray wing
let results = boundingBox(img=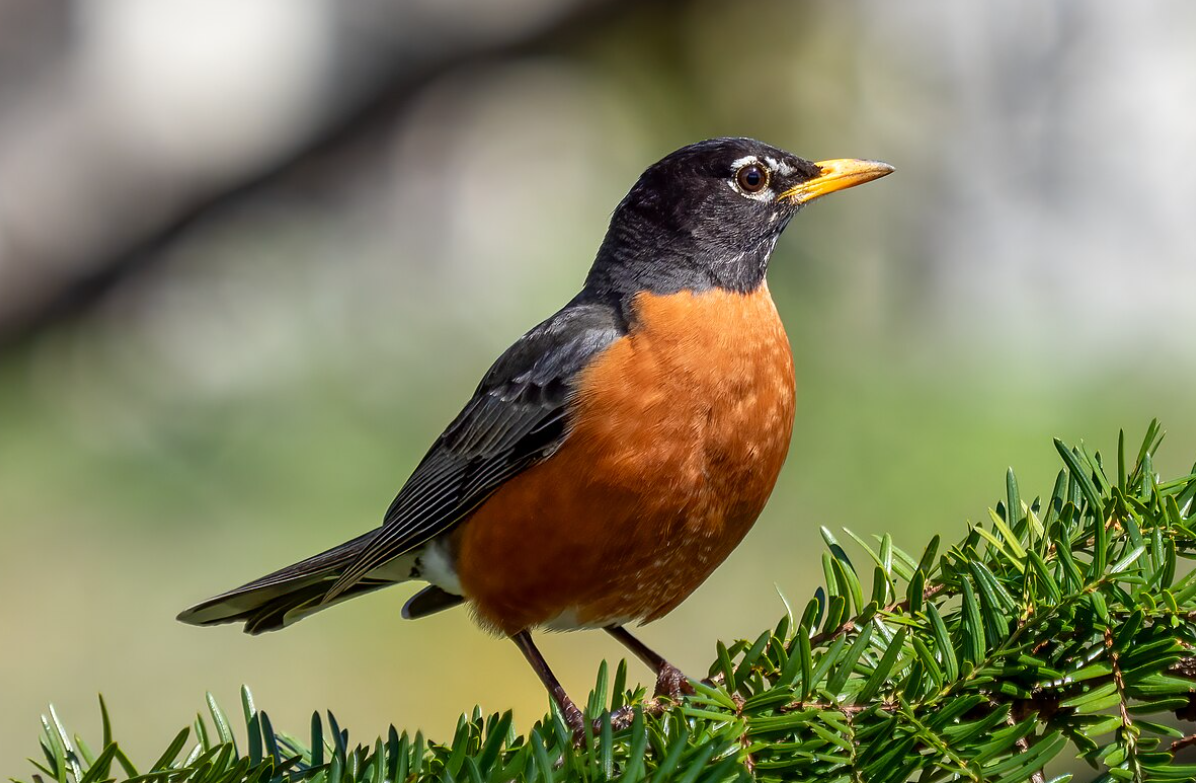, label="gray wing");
[319,297,624,603]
